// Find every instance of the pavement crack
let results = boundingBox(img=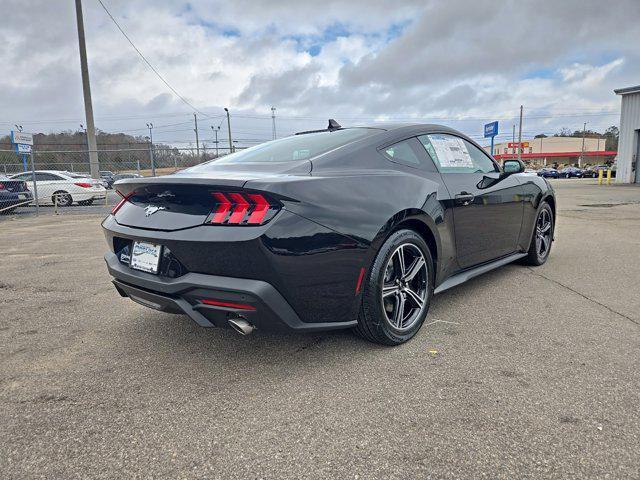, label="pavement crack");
[526,268,639,326]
